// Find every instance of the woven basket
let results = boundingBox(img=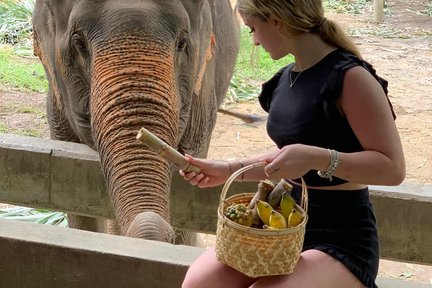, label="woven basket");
[215,162,308,278]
